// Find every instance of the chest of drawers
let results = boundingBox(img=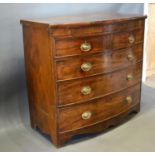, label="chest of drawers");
[21,13,146,147]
